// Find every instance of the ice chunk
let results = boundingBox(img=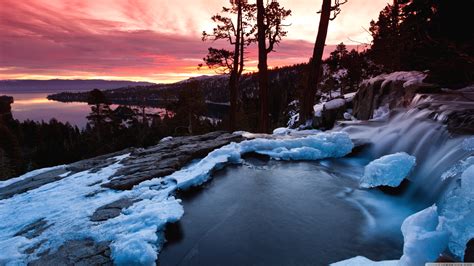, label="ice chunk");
[371,104,390,121]
[360,152,416,188]
[399,205,449,266]
[463,137,474,151]
[330,256,397,266]
[165,132,353,189]
[439,164,474,259]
